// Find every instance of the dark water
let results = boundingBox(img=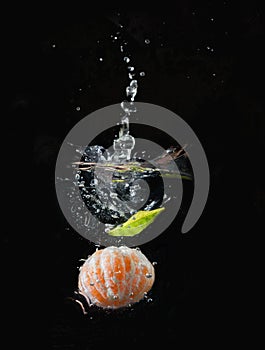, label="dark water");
[7,3,264,348]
